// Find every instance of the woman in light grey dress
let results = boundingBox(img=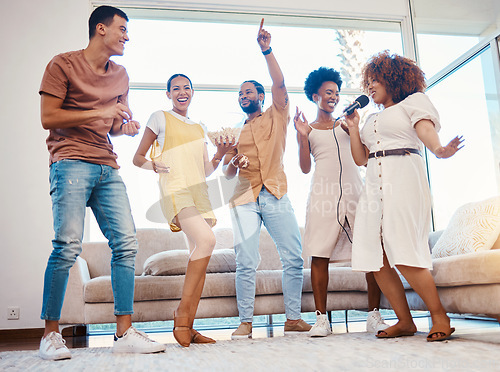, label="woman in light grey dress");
[294,67,387,337]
